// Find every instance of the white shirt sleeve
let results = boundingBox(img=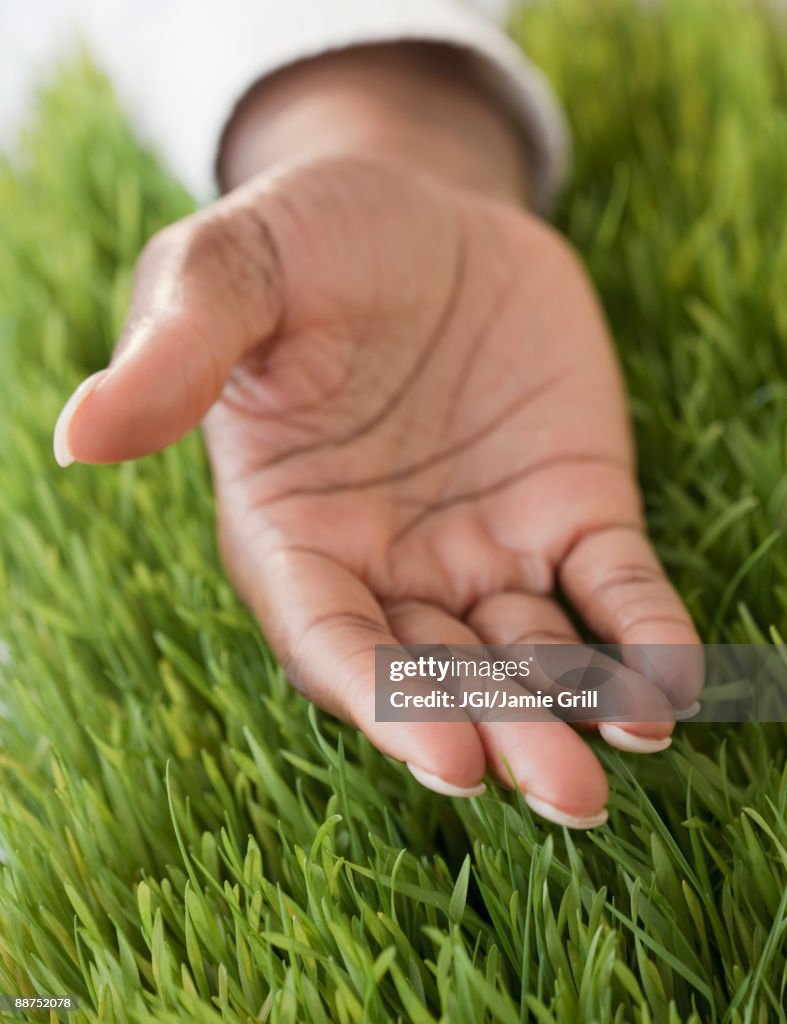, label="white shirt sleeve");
[4,0,569,211]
